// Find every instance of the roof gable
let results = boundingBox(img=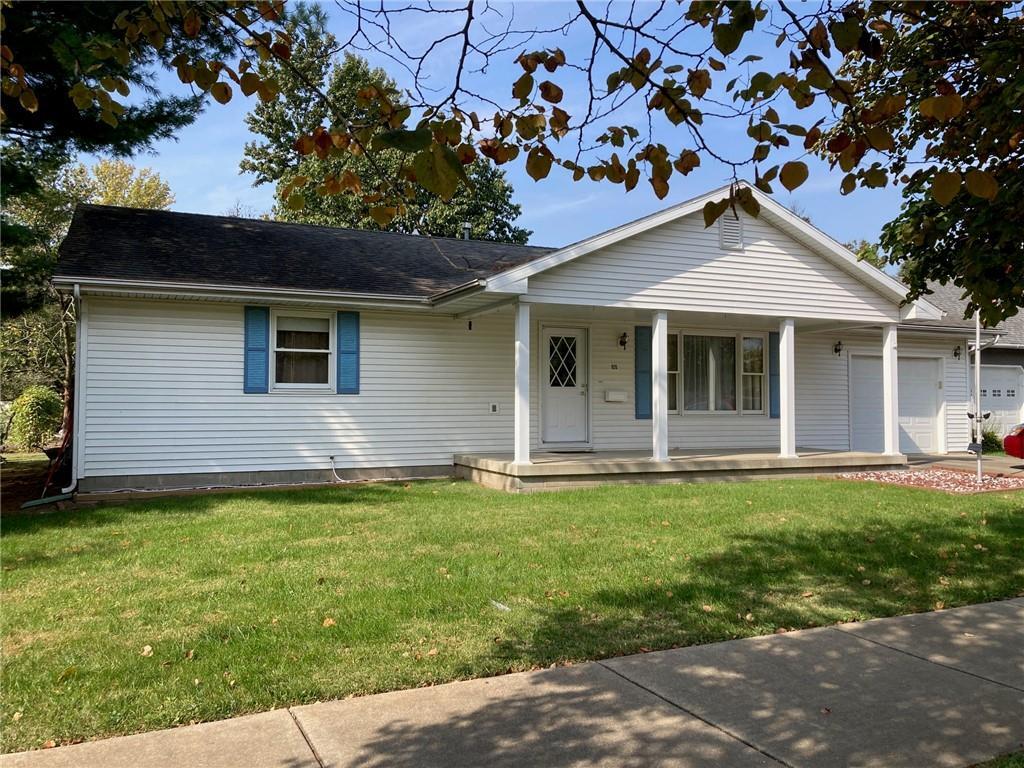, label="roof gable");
[486,182,941,321]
